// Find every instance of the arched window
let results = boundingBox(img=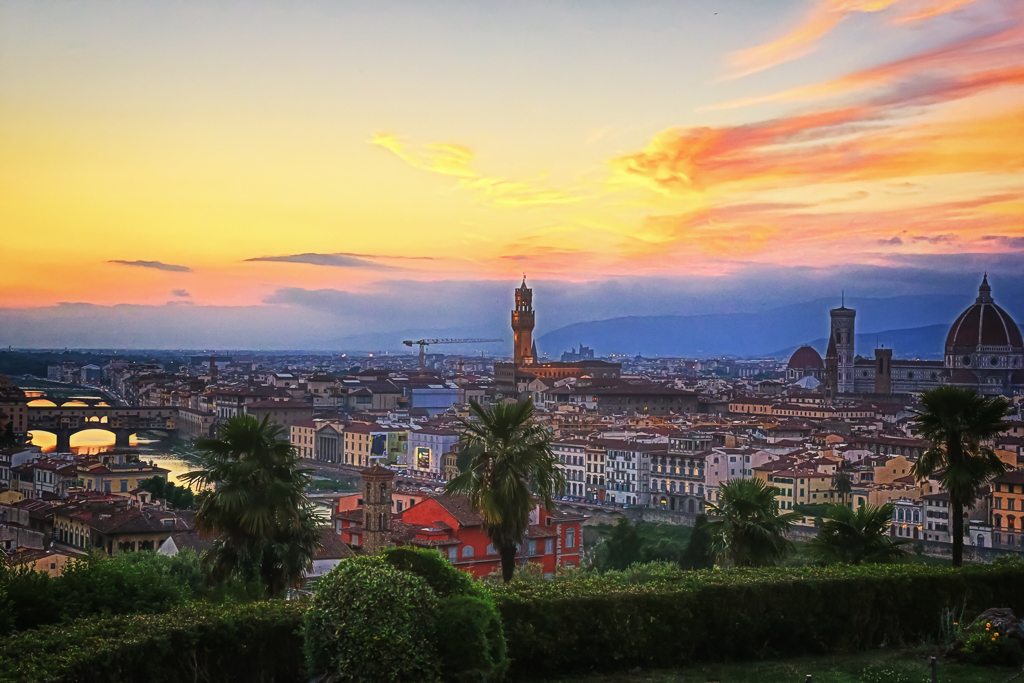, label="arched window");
[566,528,575,549]
[462,546,474,558]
